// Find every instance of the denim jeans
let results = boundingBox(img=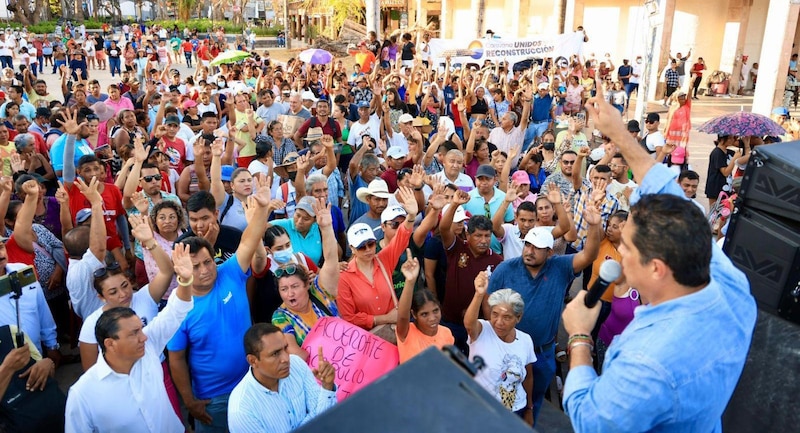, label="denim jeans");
[109,57,121,76]
[531,347,556,426]
[53,59,66,74]
[195,392,231,433]
[524,121,550,151]
[0,56,12,69]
